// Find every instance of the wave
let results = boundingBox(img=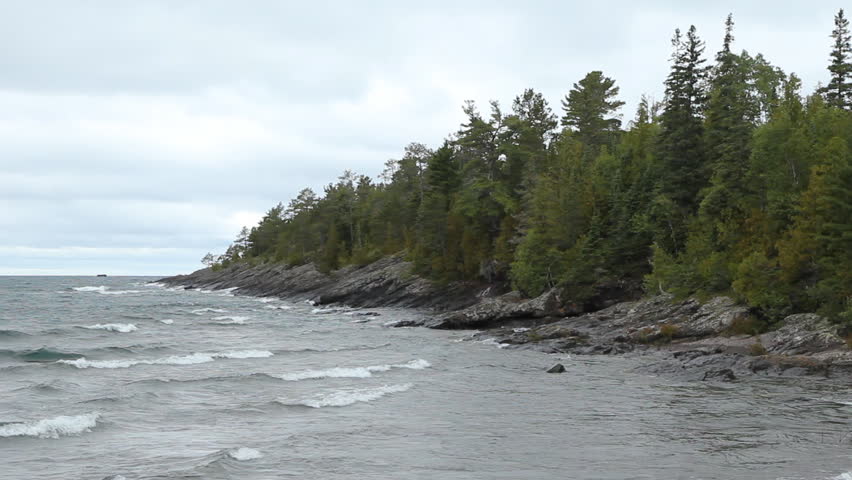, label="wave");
[834,473,852,480]
[212,315,249,325]
[81,323,138,333]
[264,305,292,310]
[0,329,30,338]
[228,447,263,461]
[284,383,413,408]
[191,308,226,315]
[256,297,277,303]
[72,286,141,295]
[58,350,273,369]
[311,306,352,314]
[0,412,100,439]
[2,347,84,363]
[159,319,174,325]
[277,359,430,381]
